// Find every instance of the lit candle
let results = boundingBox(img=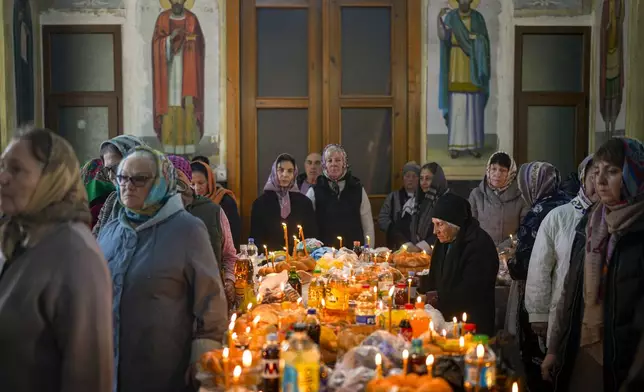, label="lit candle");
[337,236,343,249]
[247,302,253,317]
[242,349,252,368]
[373,286,378,308]
[283,246,290,261]
[402,244,408,252]
[222,347,230,388]
[231,332,238,348]
[321,298,326,319]
[233,365,242,385]
[402,349,409,375]
[282,222,289,249]
[459,336,465,353]
[293,235,299,257]
[388,286,395,332]
[422,250,427,257]
[453,317,458,338]
[512,382,519,392]
[429,320,435,342]
[332,247,336,258]
[365,235,371,248]
[476,344,485,389]
[297,225,308,256]
[252,315,261,331]
[257,293,263,305]
[461,312,467,337]
[407,278,412,304]
[441,329,447,339]
[263,245,268,258]
[245,326,251,336]
[386,252,390,263]
[296,297,303,307]
[269,252,275,269]
[374,353,383,379]
[426,354,434,376]
[227,318,235,348]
